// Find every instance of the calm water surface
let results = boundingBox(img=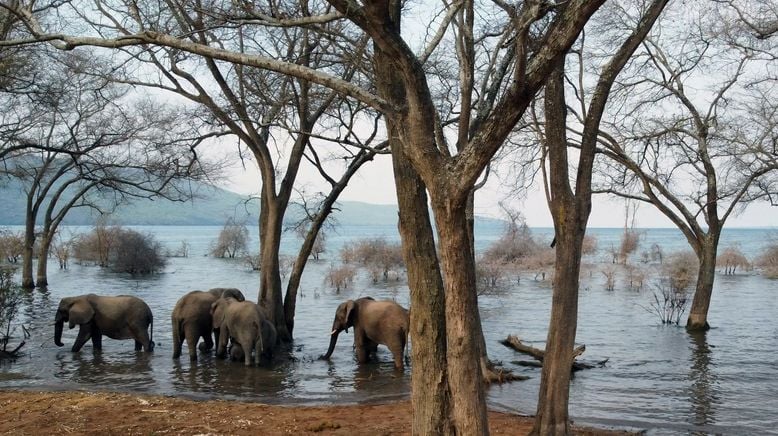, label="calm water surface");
[1,225,776,435]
